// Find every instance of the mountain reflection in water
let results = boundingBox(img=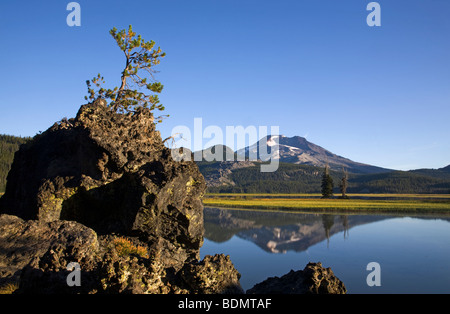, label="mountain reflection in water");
[203,207,388,253]
[202,207,450,293]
